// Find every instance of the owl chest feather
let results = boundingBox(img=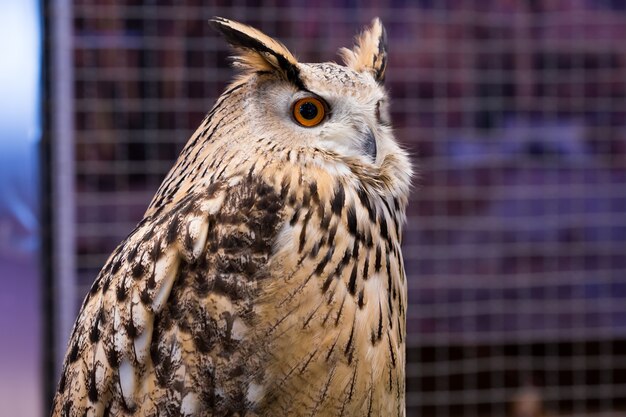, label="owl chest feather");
[51,156,407,417]
[248,165,407,417]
